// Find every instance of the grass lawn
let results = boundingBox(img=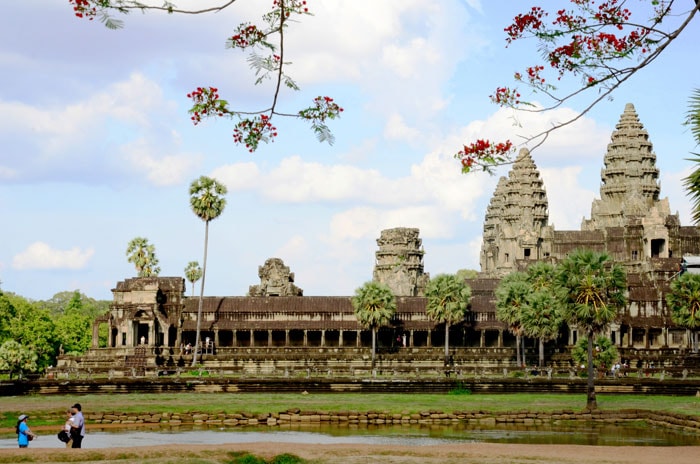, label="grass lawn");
[1,392,698,428]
